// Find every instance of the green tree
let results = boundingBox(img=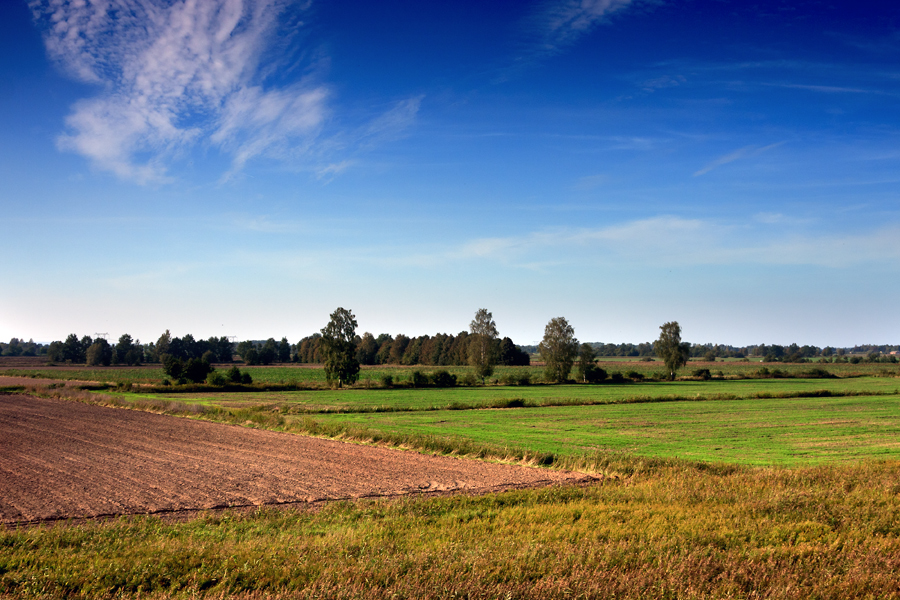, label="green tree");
[654,321,691,380]
[468,308,499,384]
[86,339,113,366]
[539,317,578,383]
[320,307,361,388]
[355,332,378,365]
[575,342,600,383]
[259,338,277,365]
[277,337,291,363]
